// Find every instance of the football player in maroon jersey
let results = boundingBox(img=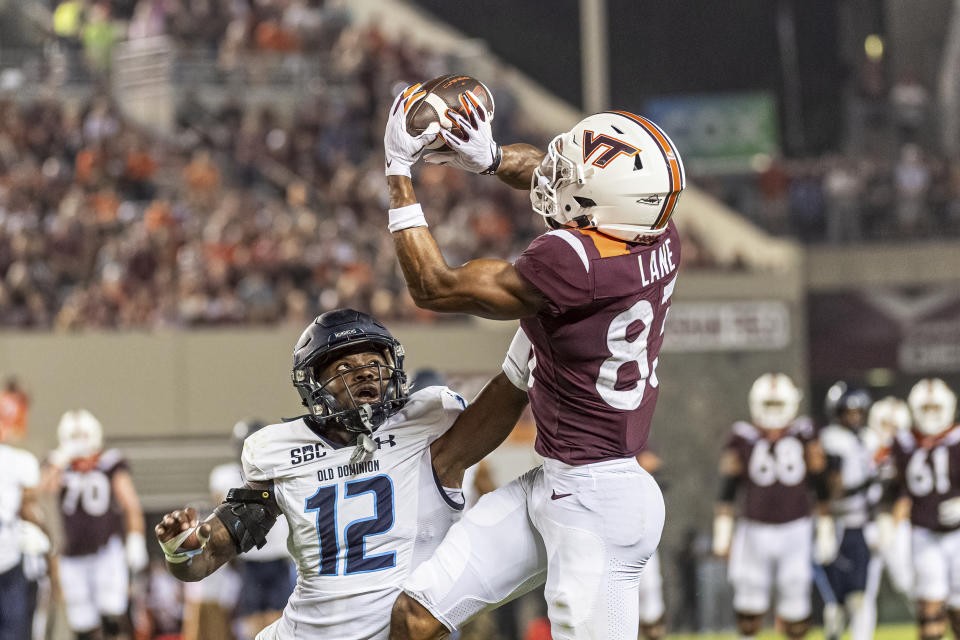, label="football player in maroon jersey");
[712,373,833,640]
[41,410,148,640]
[383,86,685,640]
[887,378,960,640]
